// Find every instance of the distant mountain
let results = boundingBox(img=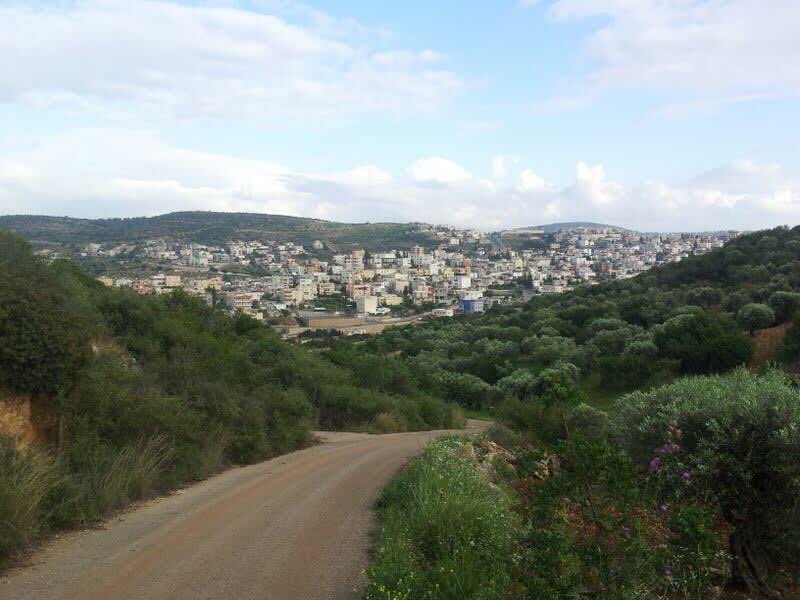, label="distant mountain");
[534,222,633,233]
[0,212,435,252]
